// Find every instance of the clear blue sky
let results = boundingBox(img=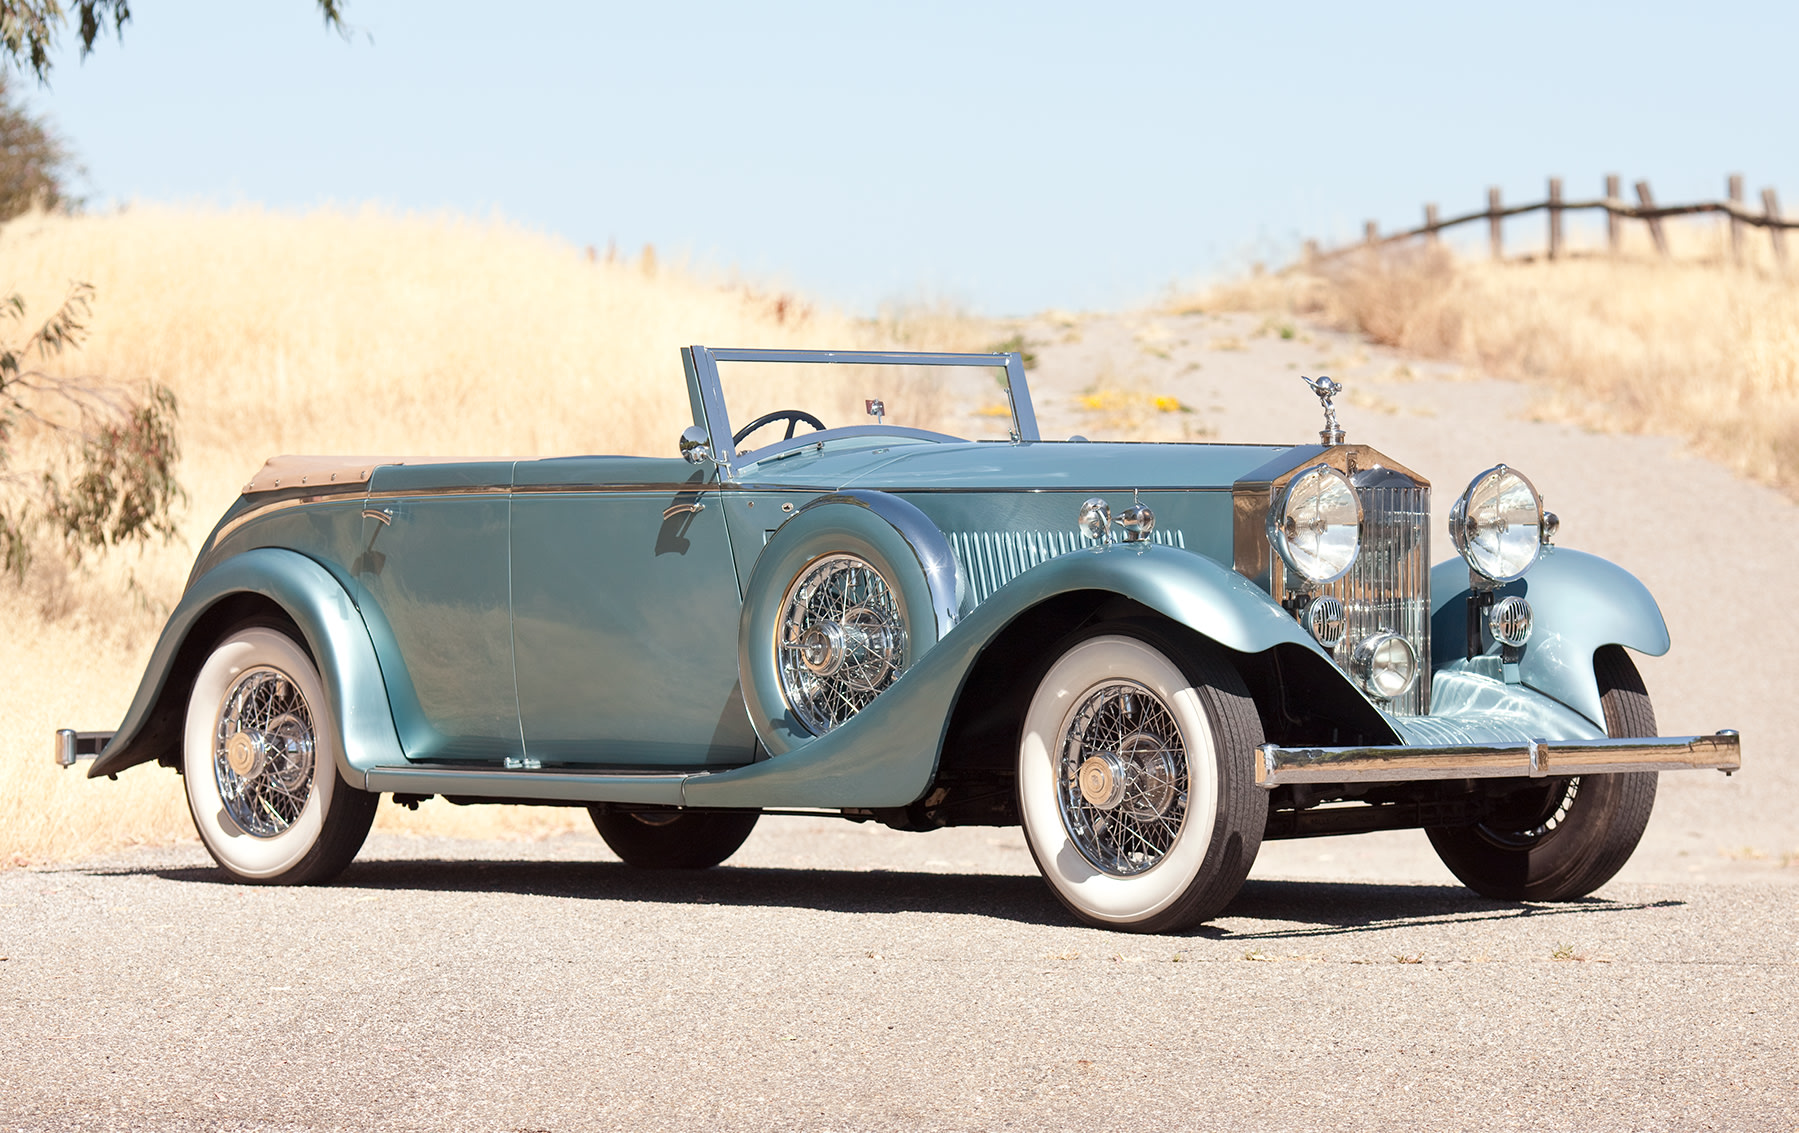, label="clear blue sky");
[19,0,1799,315]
